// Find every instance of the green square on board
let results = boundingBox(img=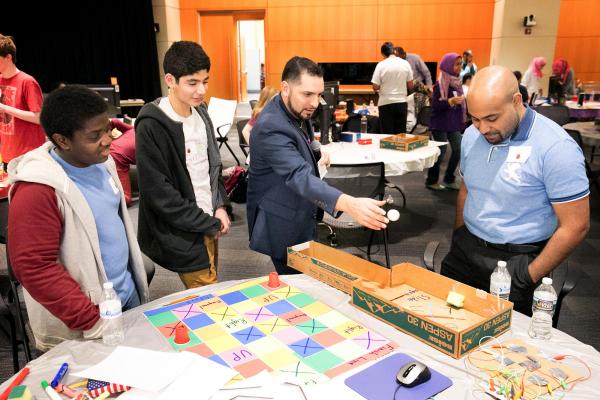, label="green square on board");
[168,330,202,350]
[241,284,269,298]
[303,349,344,373]
[287,293,317,308]
[147,311,179,326]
